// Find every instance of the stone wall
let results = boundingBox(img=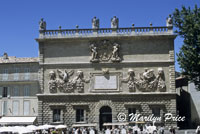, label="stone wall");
[38,93,177,127]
